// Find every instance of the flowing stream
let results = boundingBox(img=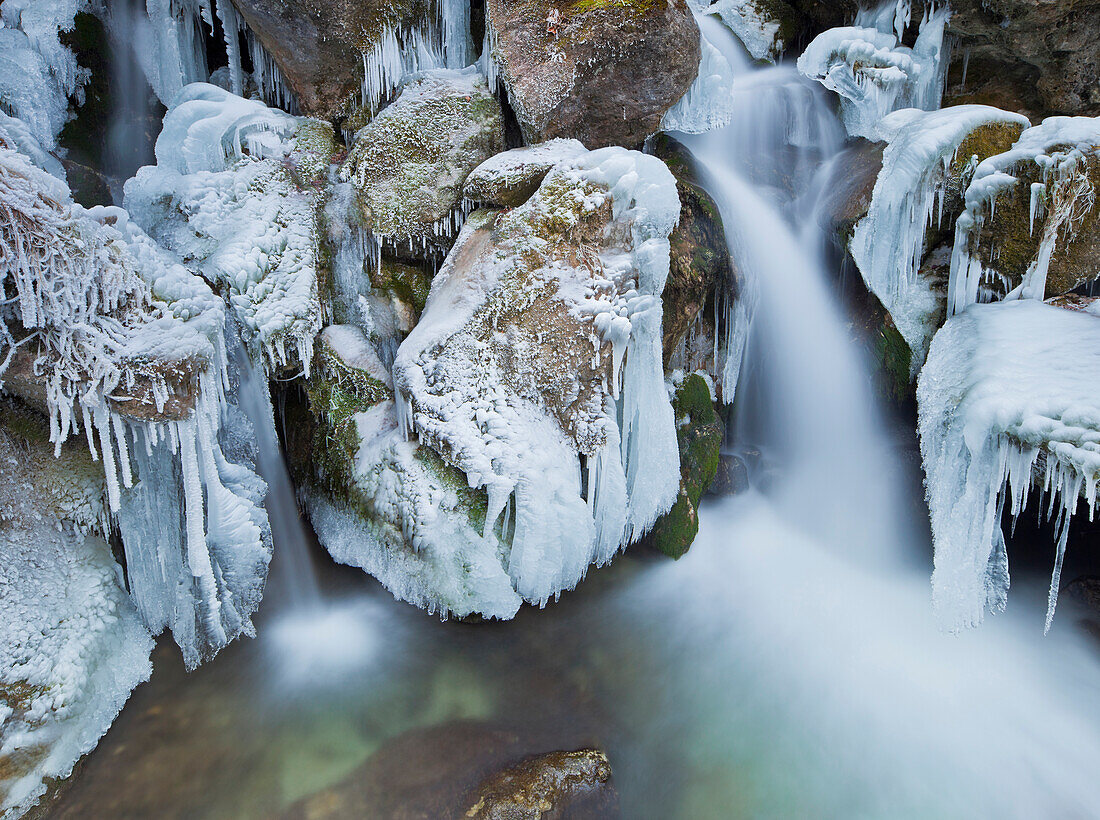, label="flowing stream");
[44,19,1100,820]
